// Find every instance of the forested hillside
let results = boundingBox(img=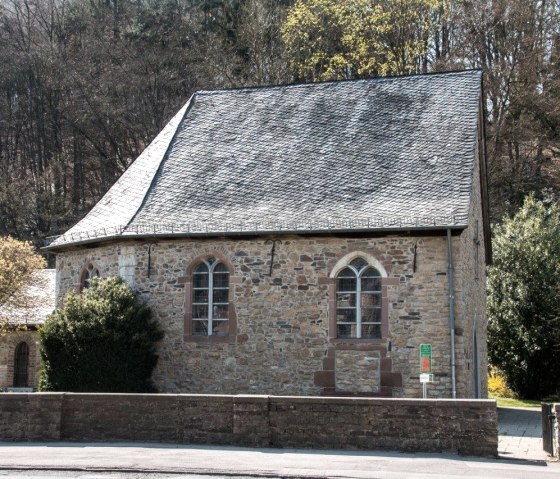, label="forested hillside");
[1,0,559,247]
